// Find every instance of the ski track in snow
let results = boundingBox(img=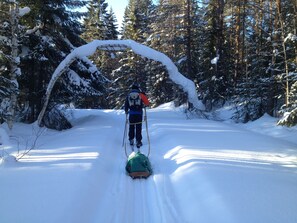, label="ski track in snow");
[1,107,297,223]
[67,109,296,223]
[63,110,183,223]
